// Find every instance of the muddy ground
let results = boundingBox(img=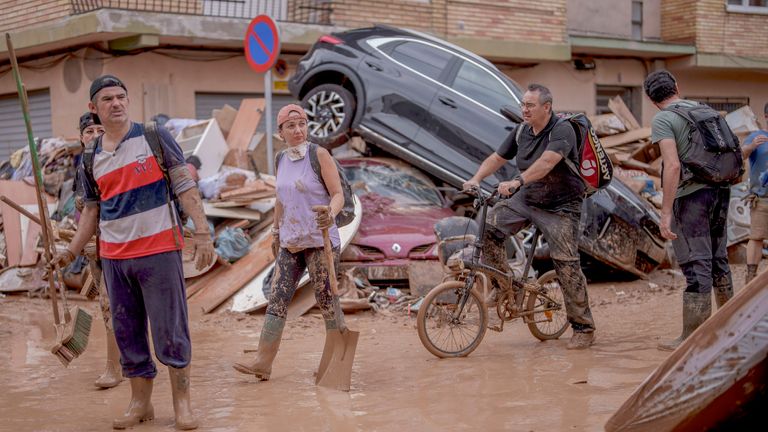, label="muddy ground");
[0,264,759,432]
